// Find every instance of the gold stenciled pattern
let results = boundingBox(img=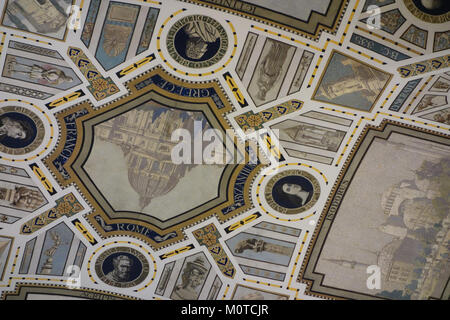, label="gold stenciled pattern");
[20,193,84,235]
